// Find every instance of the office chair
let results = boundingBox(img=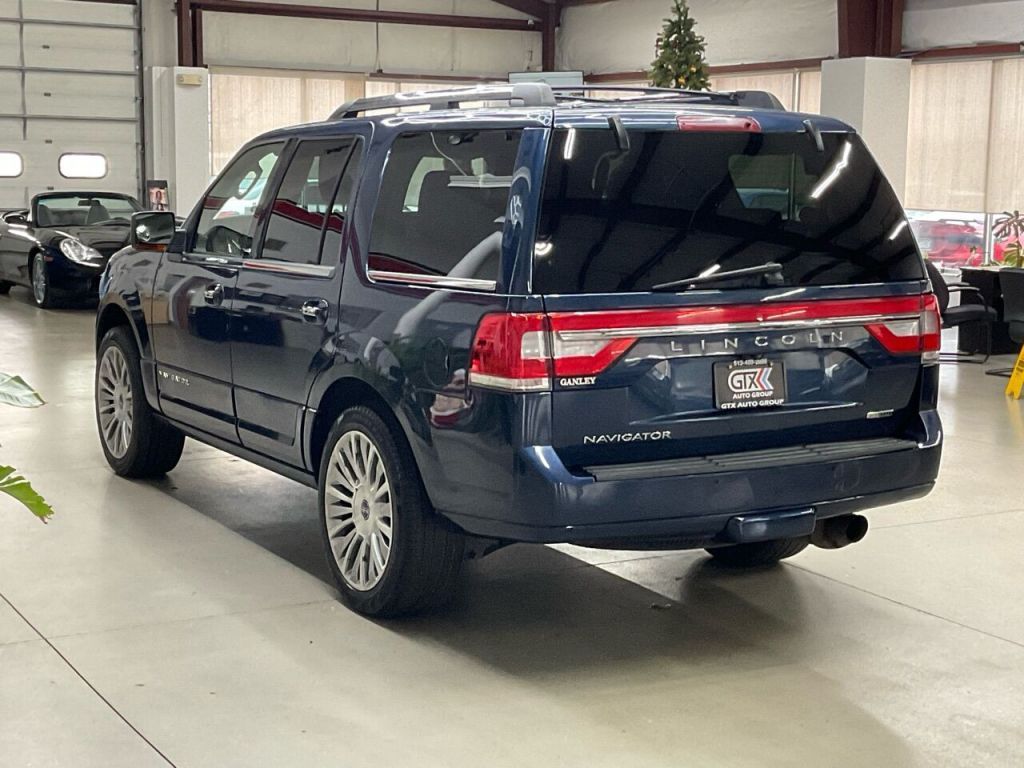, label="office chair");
[925,259,996,363]
[987,267,1024,377]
